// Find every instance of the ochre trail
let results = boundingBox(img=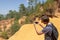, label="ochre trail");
[8,16,60,40]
